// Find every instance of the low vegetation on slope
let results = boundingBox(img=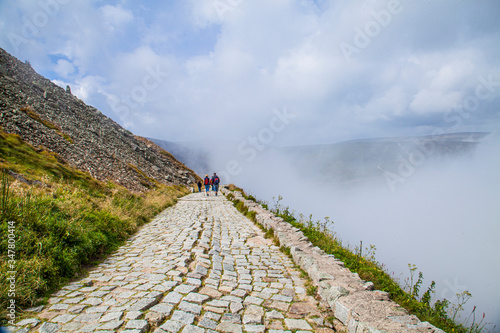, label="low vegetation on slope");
[226,185,491,333]
[0,129,190,324]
